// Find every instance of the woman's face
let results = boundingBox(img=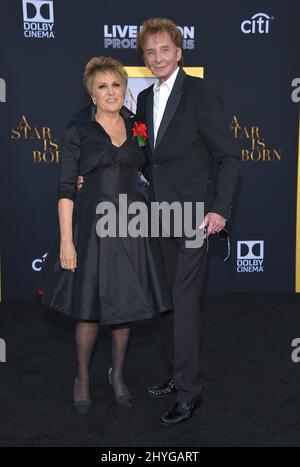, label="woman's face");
[91,71,126,114]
